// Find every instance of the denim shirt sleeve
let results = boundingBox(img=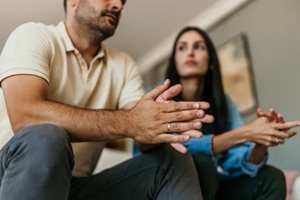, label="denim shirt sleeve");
[183,135,214,157]
[217,96,268,179]
[218,141,268,180]
[183,96,268,179]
